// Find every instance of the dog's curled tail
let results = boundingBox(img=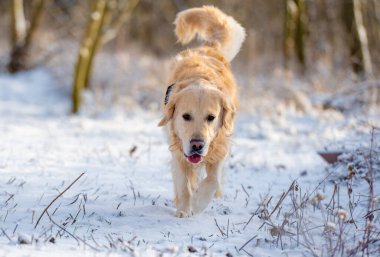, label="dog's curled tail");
[174,6,246,62]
